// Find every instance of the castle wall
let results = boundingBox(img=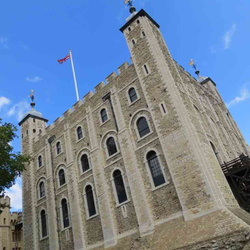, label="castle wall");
[0,196,23,250]
[20,9,250,250]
